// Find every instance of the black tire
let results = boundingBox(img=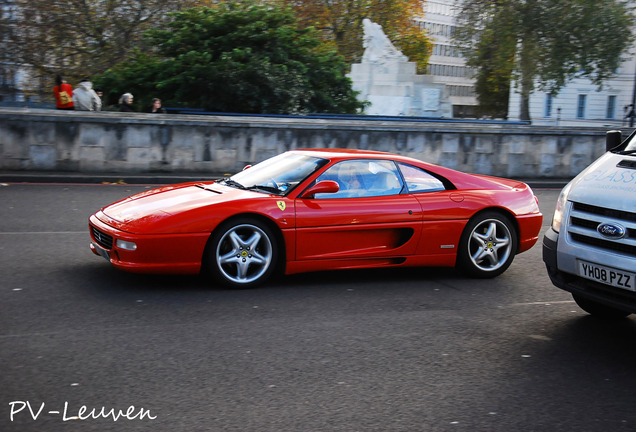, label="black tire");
[458,211,518,278]
[206,217,279,289]
[572,294,631,319]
